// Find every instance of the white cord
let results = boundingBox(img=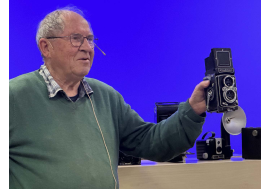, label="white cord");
[82,81,117,189]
